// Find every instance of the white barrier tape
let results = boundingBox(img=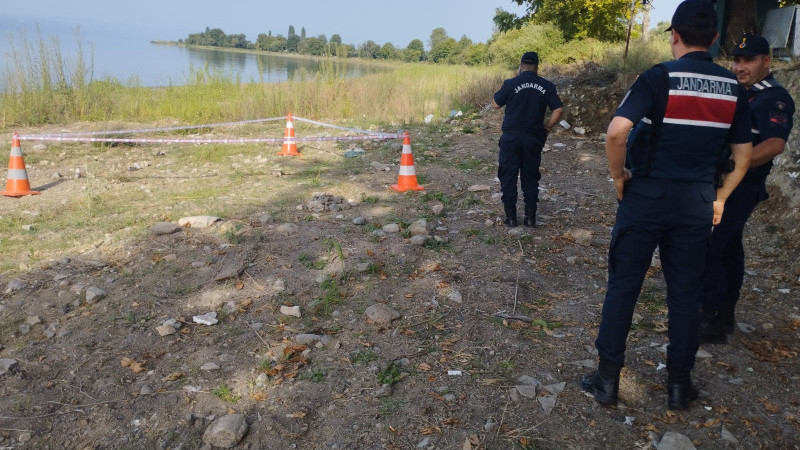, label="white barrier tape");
[293,116,399,138]
[27,117,288,137]
[17,134,404,145]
